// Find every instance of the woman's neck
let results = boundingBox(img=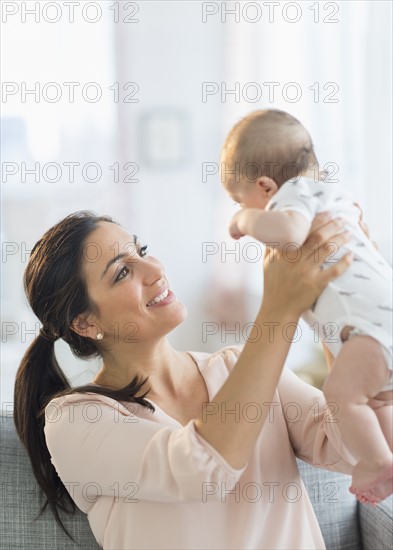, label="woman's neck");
[92,339,191,398]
